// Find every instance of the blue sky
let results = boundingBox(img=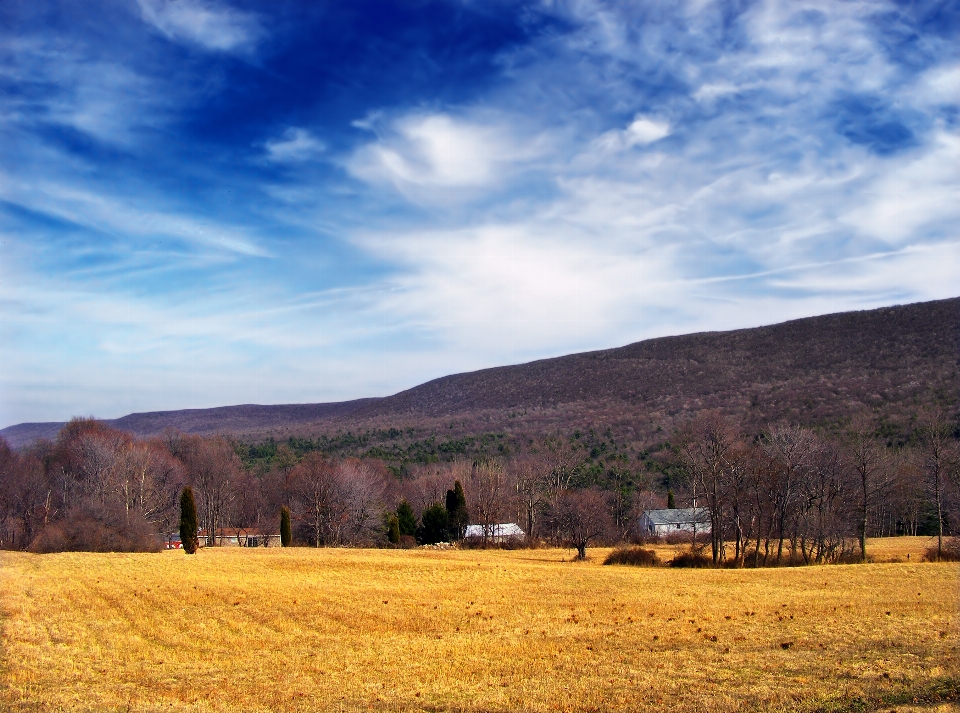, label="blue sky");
[1,0,959,427]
